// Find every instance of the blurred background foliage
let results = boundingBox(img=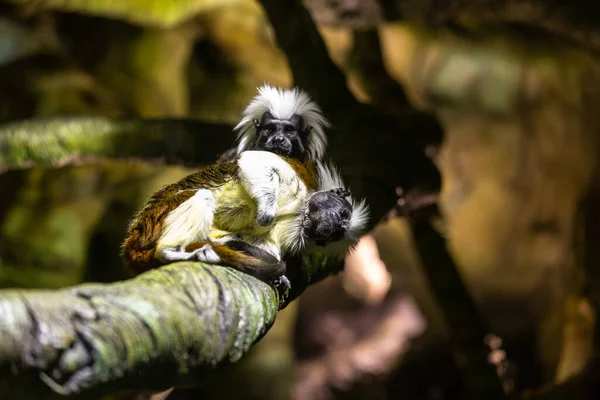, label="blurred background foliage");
[0,0,599,399]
